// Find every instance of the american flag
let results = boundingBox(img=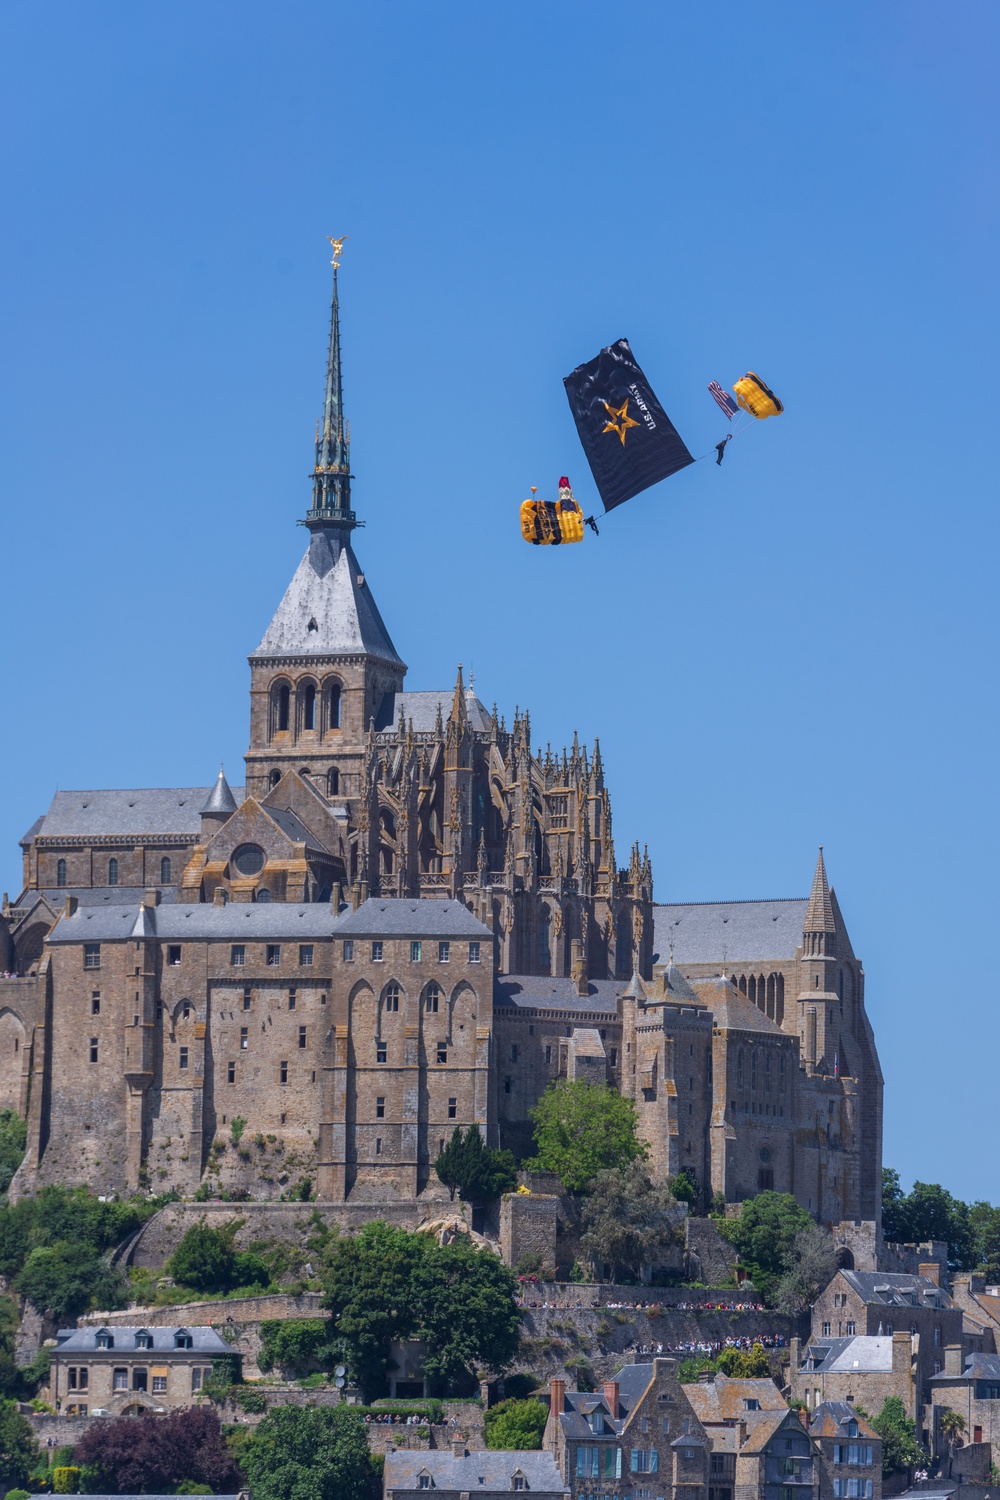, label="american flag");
[708,380,738,420]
